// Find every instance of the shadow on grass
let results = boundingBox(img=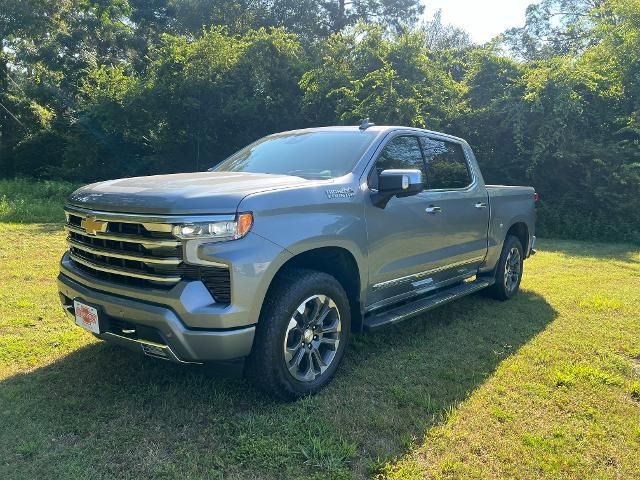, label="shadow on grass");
[0,291,557,479]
